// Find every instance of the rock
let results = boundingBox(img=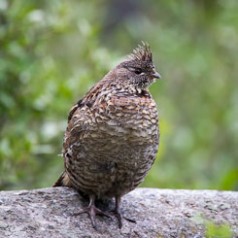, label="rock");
[0,187,237,237]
